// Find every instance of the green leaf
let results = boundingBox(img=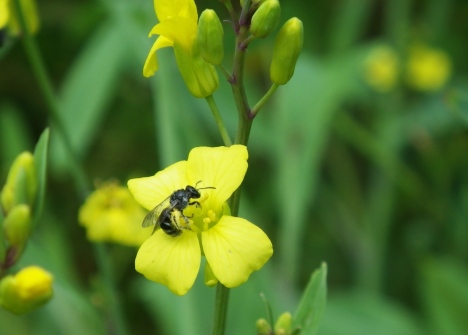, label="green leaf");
[319,291,423,335]
[50,22,128,173]
[420,258,468,335]
[33,128,50,226]
[293,262,327,335]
